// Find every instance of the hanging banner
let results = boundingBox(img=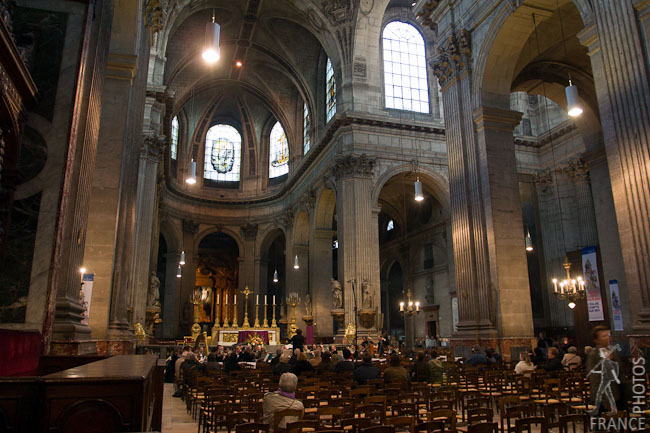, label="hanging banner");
[609,280,624,331]
[80,274,94,326]
[582,247,604,321]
